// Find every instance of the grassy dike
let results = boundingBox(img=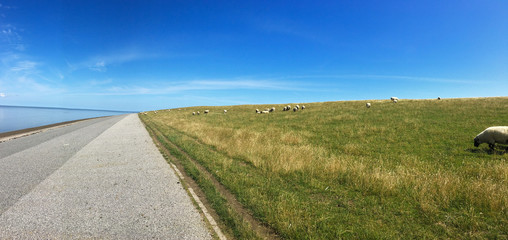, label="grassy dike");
[140,97,507,239]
